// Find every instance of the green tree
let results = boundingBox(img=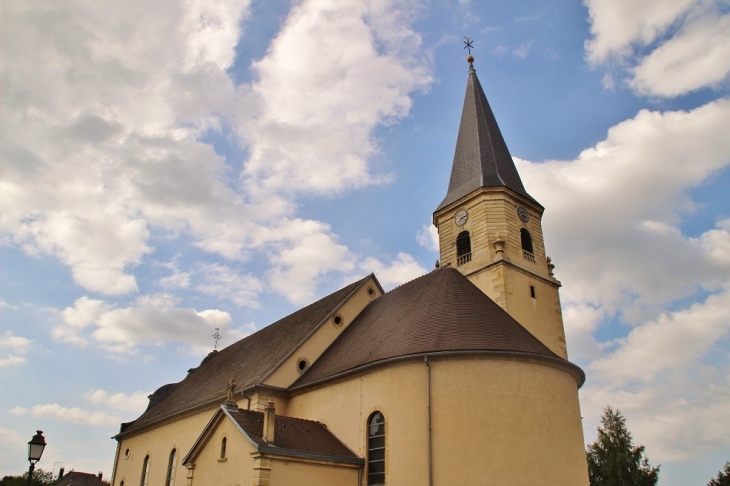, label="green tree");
[0,469,54,486]
[708,461,730,486]
[586,406,659,486]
